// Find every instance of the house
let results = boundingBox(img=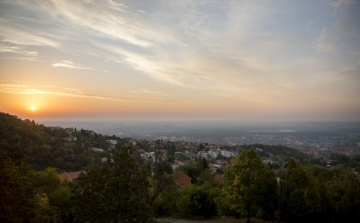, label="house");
[107,140,117,150]
[59,170,86,182]
[208,150,219,159]
[144,152,155,162]
[85,130,95,136]
[172,161,184,171]
[172,172,191,187]
[64,135,77,141]
[221,150,232,158]
[198,151,209,159]
[101,157,113,163]
[91,147,104,152]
